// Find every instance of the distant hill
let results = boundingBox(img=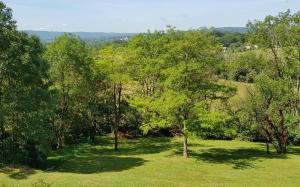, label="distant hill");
[215,27,248,33]
[23,30,136,42]
[23,27,247,42]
